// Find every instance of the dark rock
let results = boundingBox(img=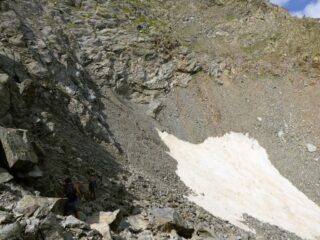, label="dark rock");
[0,73,10,119]
[16,165,43,179]
[0,113,12,126]
[40,213,73,240]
